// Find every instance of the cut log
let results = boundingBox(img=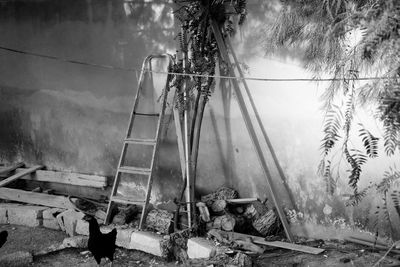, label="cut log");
[229,252,252,267]
[0,165,43,187]
[211,199,227,214]
[196,202,210,222]
[243,200,268,220]
[146,209,173,234]
[15,168,107,188]
[0,162,25,177]
[201,187,238,206]
[252,209,281,236]
[0,187,76,209]
[213,214,236,231]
